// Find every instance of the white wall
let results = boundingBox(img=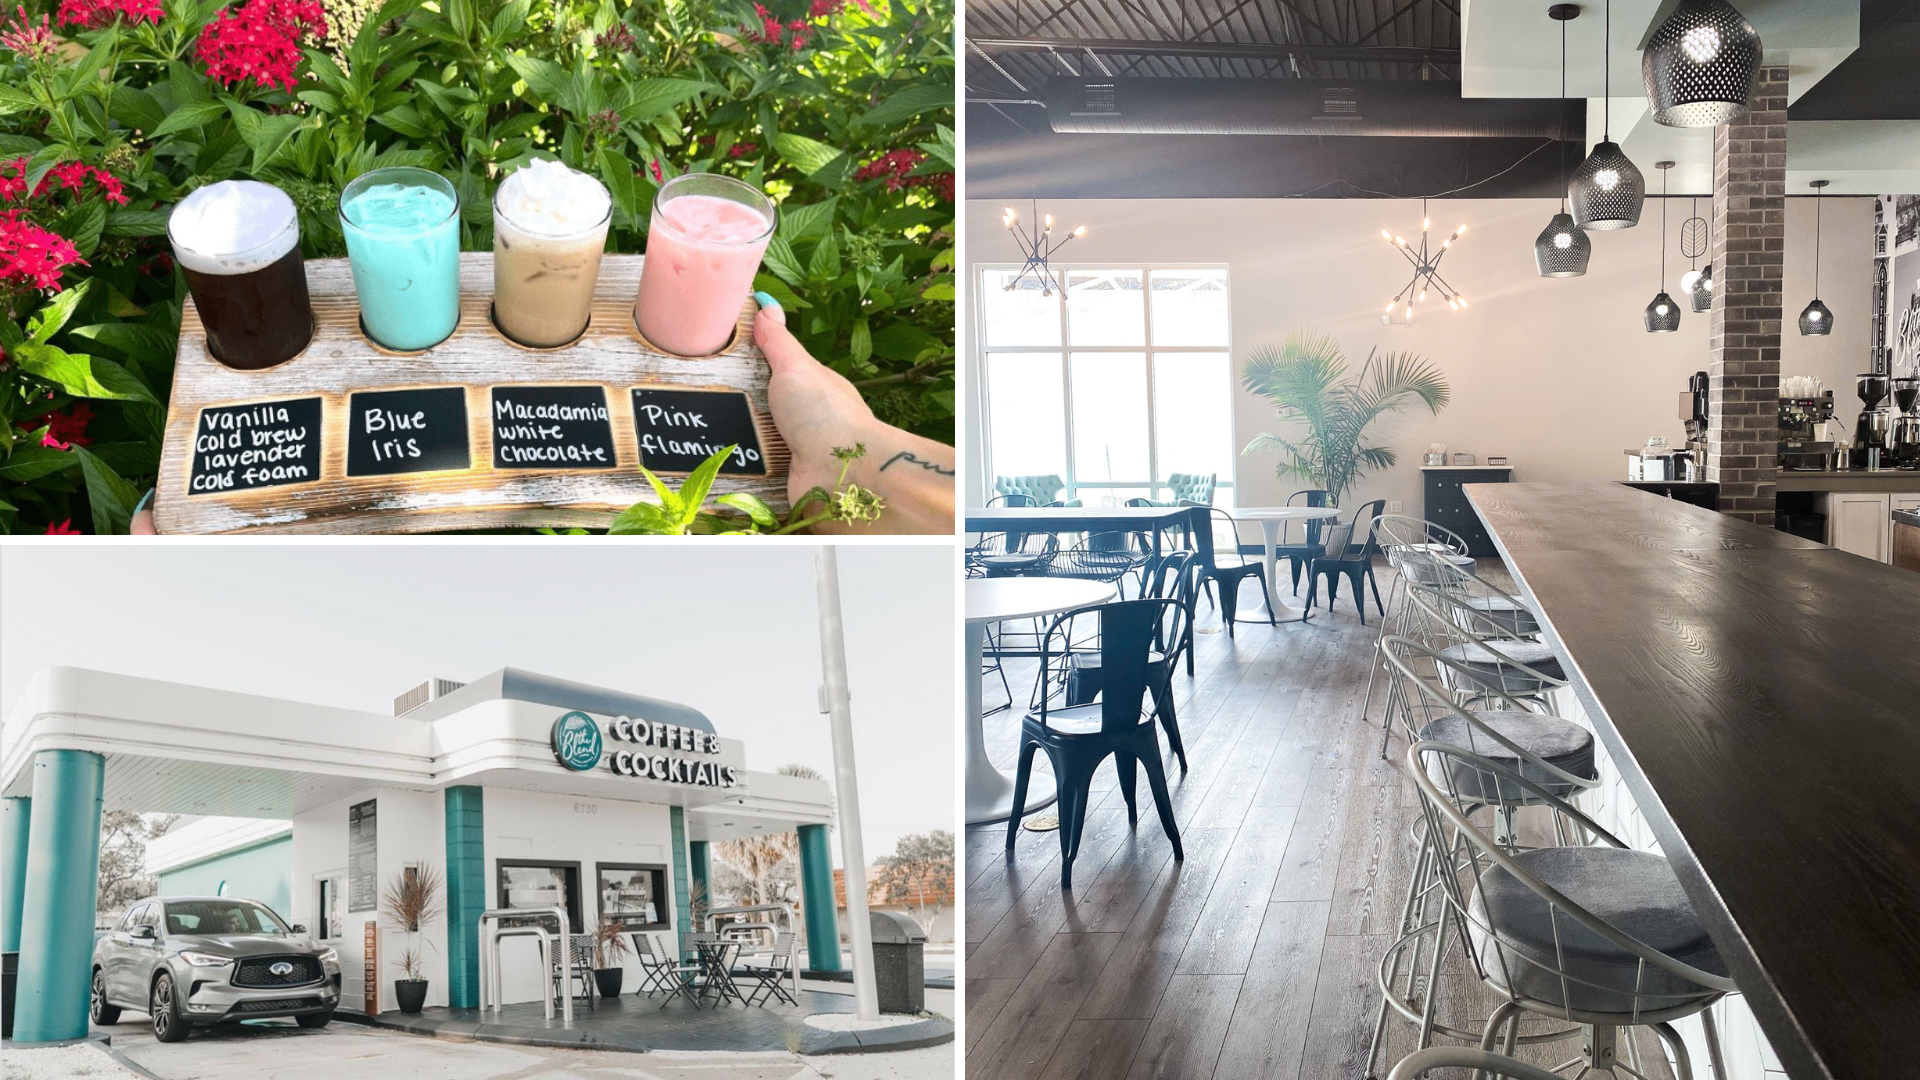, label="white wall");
[965,196,1875,521]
